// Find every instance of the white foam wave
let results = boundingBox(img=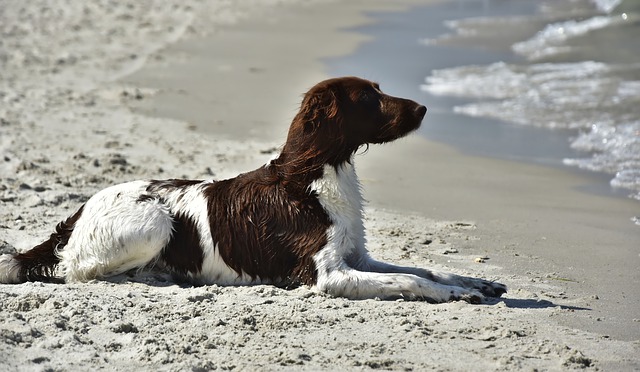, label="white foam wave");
[420,16,525,45]
[512,16,620,60]
[592,0,623,13]
[422,62,526,99]
[422,61,627,129]
[564,121,640,199]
